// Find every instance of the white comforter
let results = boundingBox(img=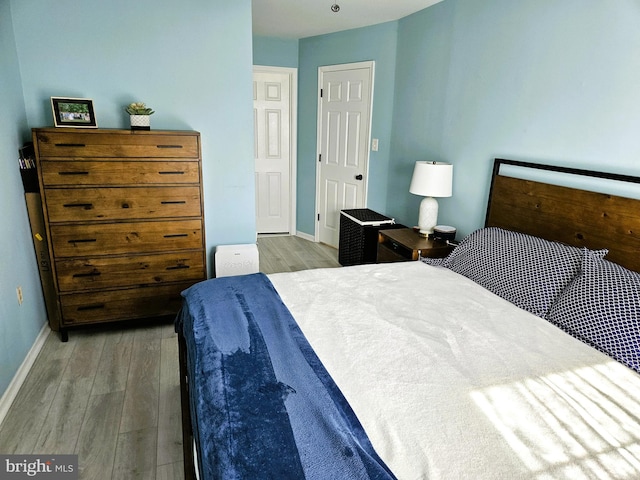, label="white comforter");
[269,262,640,480]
